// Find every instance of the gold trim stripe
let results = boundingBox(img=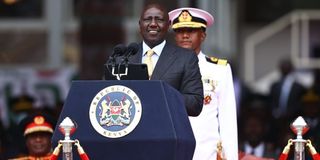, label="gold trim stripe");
[172,22,206,29]
[24,126,53,136]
